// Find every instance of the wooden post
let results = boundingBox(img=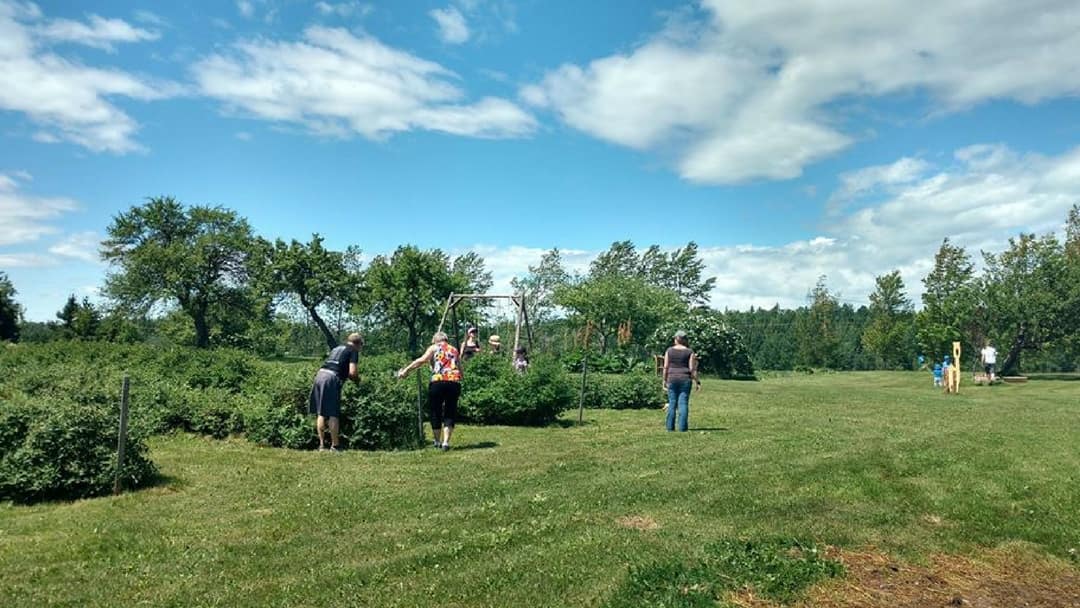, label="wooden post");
[953,341,962,394]
[512,296,523,354]
[416,370,424,442]
[113,374,130,496]
[578,353,588,424]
